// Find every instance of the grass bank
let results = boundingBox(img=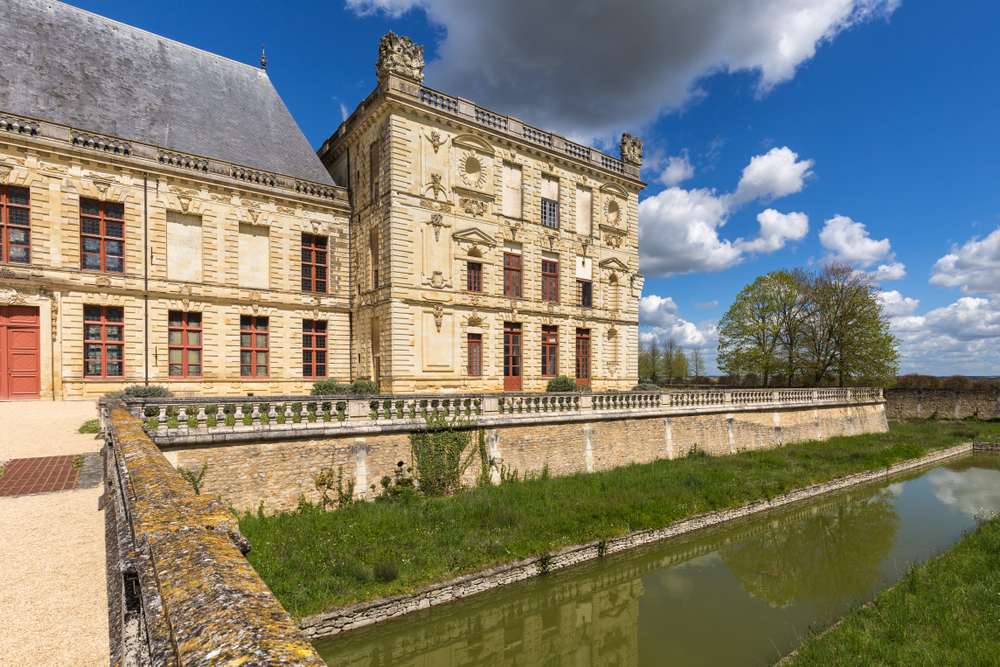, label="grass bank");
[239,418,1000,618]
[784,510,1000,666]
